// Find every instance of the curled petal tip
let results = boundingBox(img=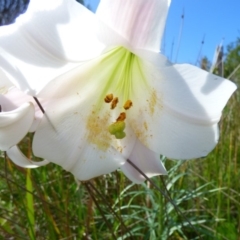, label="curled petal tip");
[0,102,34,150]
[7,146,49,168]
